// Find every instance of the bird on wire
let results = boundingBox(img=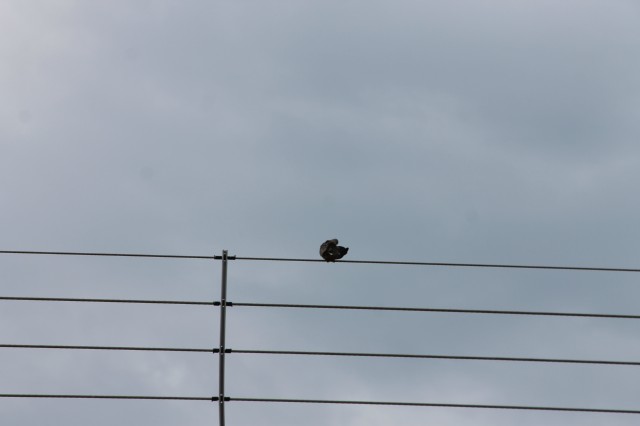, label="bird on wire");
[319,239,349,262]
